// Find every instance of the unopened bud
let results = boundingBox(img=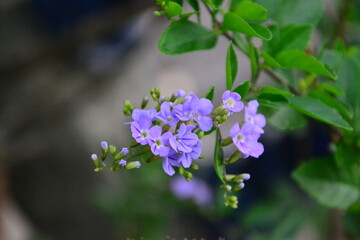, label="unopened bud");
[123,100,134,116]
[197,131,204,139]
[228,150,242,164]
[141,97,149,109]
[125,161,141,170]
[213,105,224,115]
[184,171,193,182]
[119,159,127,167]
[190,163,199,170]
[109,145,117,155]
[101,141,108,150]
[153,10,162,16]
[175,89,186,98]
[91,154,100,168]
[221,184,232,191]
[222,137,233,147]
[121,147,129,155]
[232,173,251,182]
